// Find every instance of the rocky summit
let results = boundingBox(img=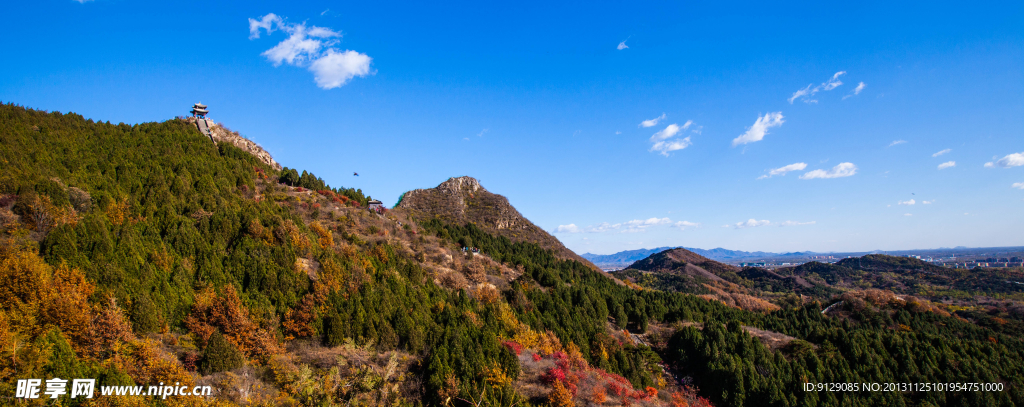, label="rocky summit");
[396,176,600,269]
